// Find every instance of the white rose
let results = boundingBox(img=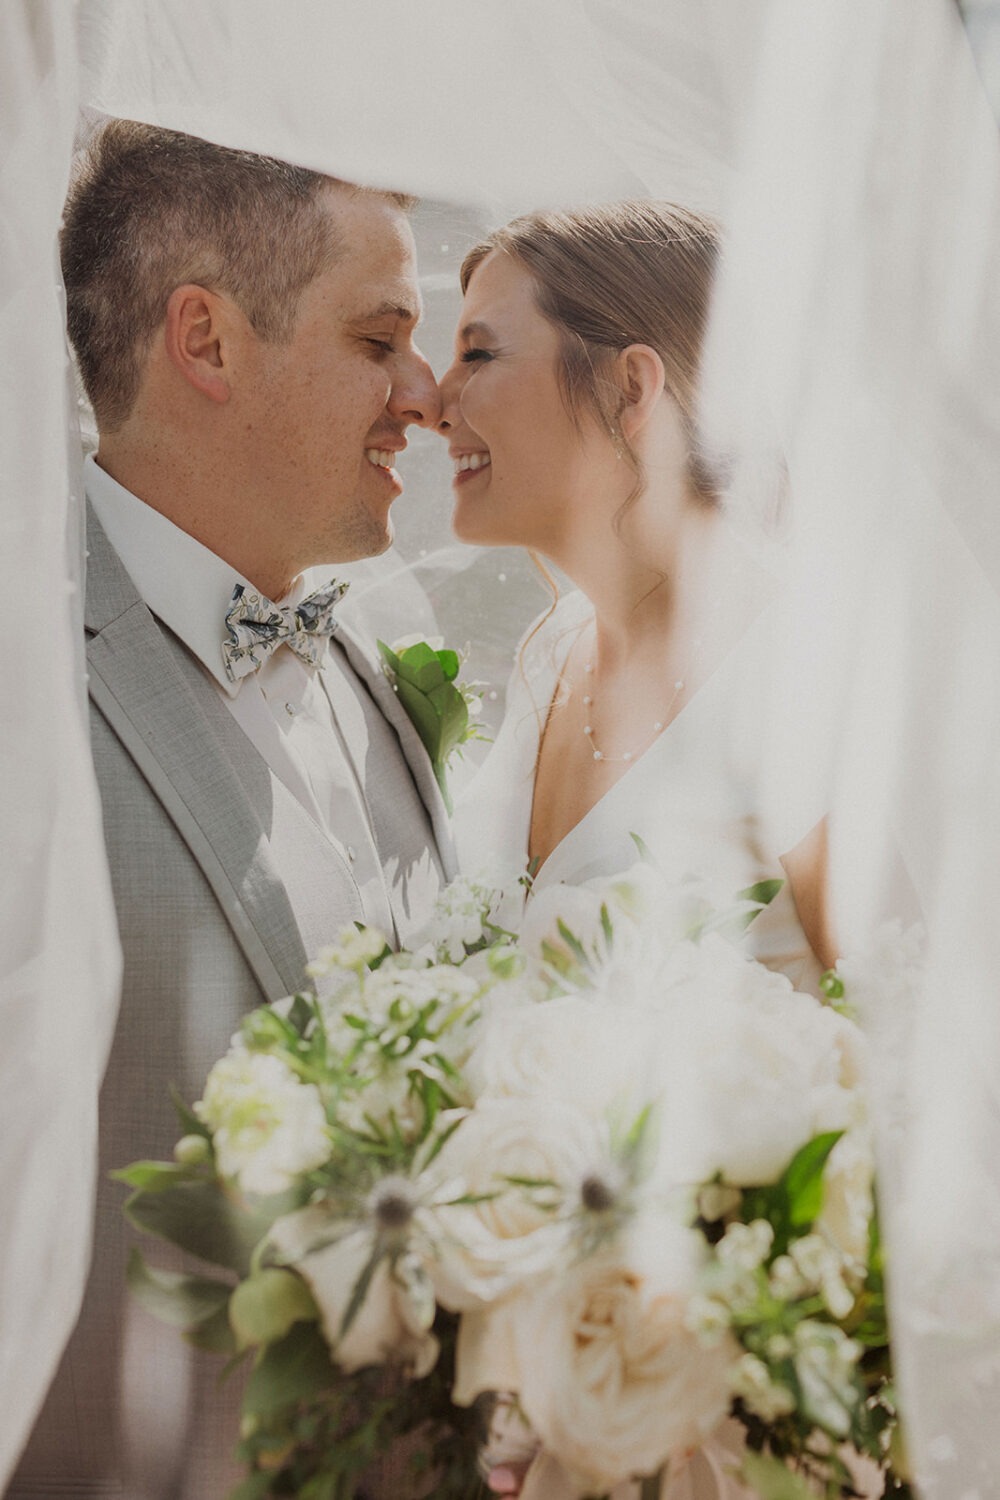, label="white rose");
[195,1052,329,1196]
[427,1098,606,1309]
[268,1207,438,1376]
[651,958,863,1187]
[466,994,654,1120]
[470,1216,736,1495]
